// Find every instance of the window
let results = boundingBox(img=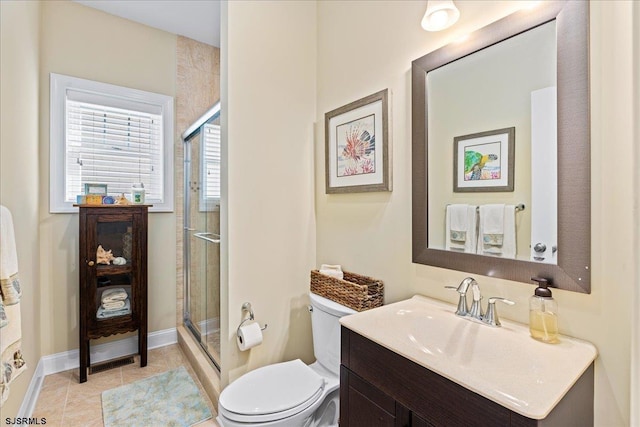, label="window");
[50,73,174,213]
[199,123,221,211]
